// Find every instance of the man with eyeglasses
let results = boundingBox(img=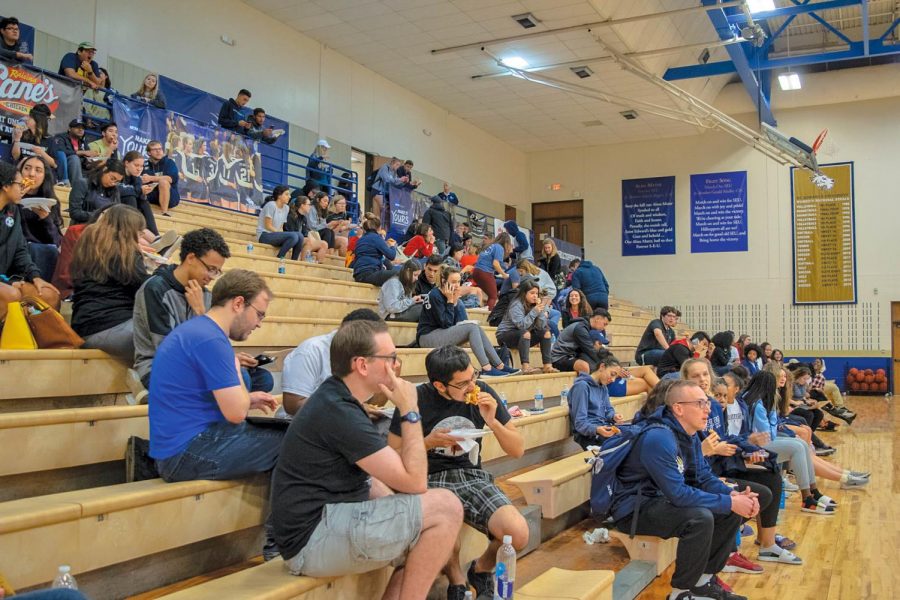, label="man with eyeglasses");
[271,320,464,599]
[58,41,102,89]
[635,305,681,367]
[0,17,33,62]
[610,380,759,600]
[142,140,180,216]
[386,345,528,600]
[147,268,281,485]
